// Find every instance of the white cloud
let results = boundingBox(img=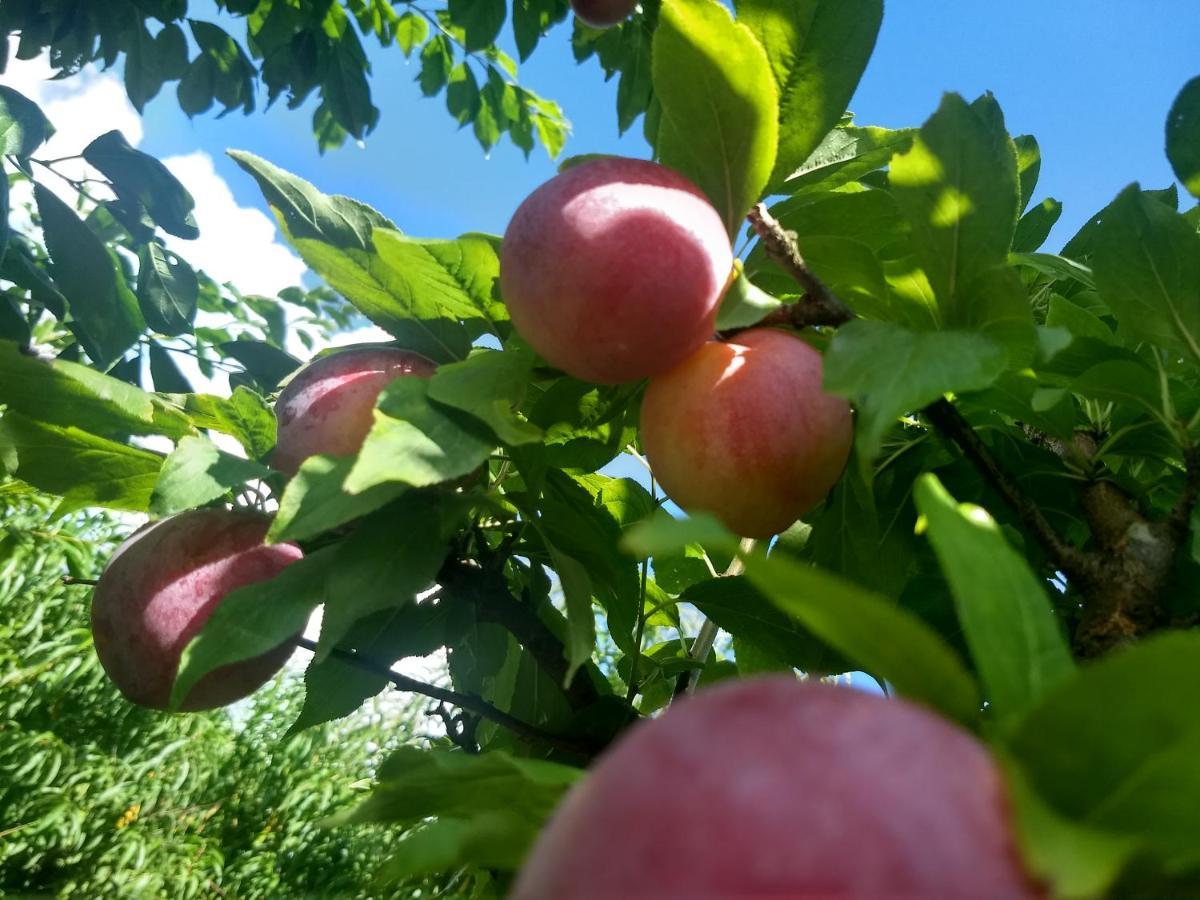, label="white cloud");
[4,57,306,297]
